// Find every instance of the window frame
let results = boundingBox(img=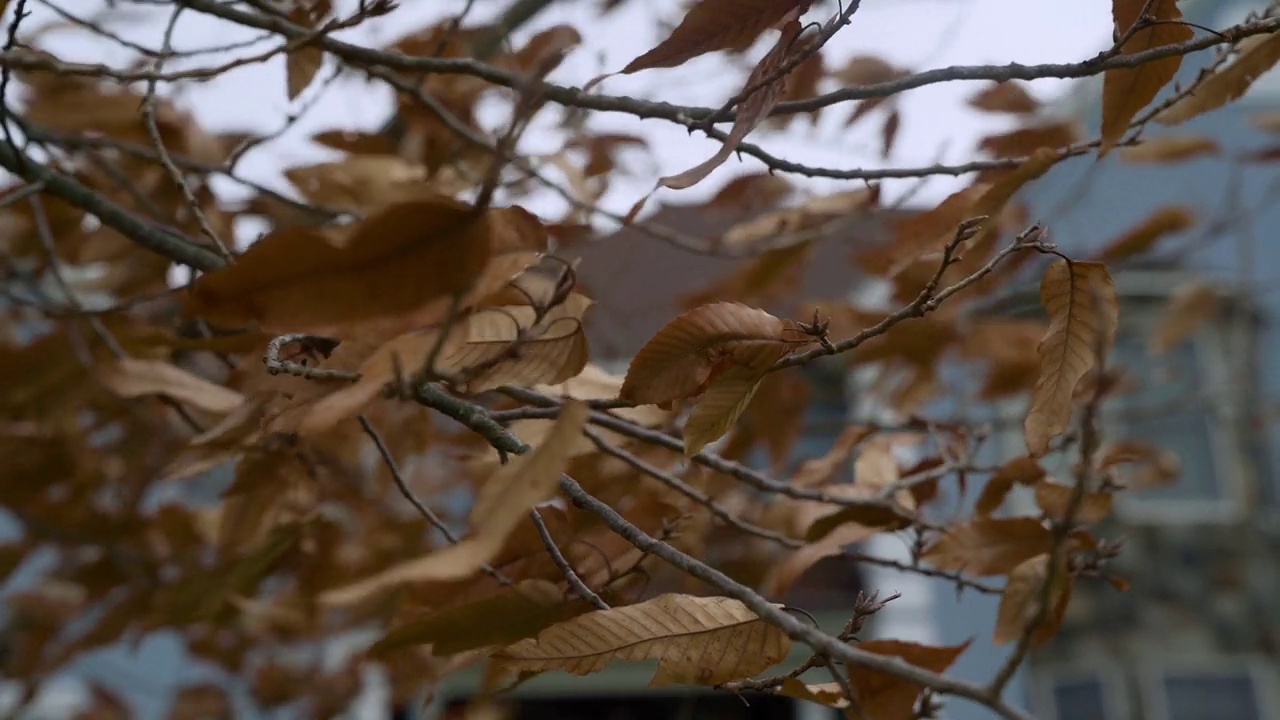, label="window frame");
[1139,655,1278,720]
[1031,660,1128,720]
